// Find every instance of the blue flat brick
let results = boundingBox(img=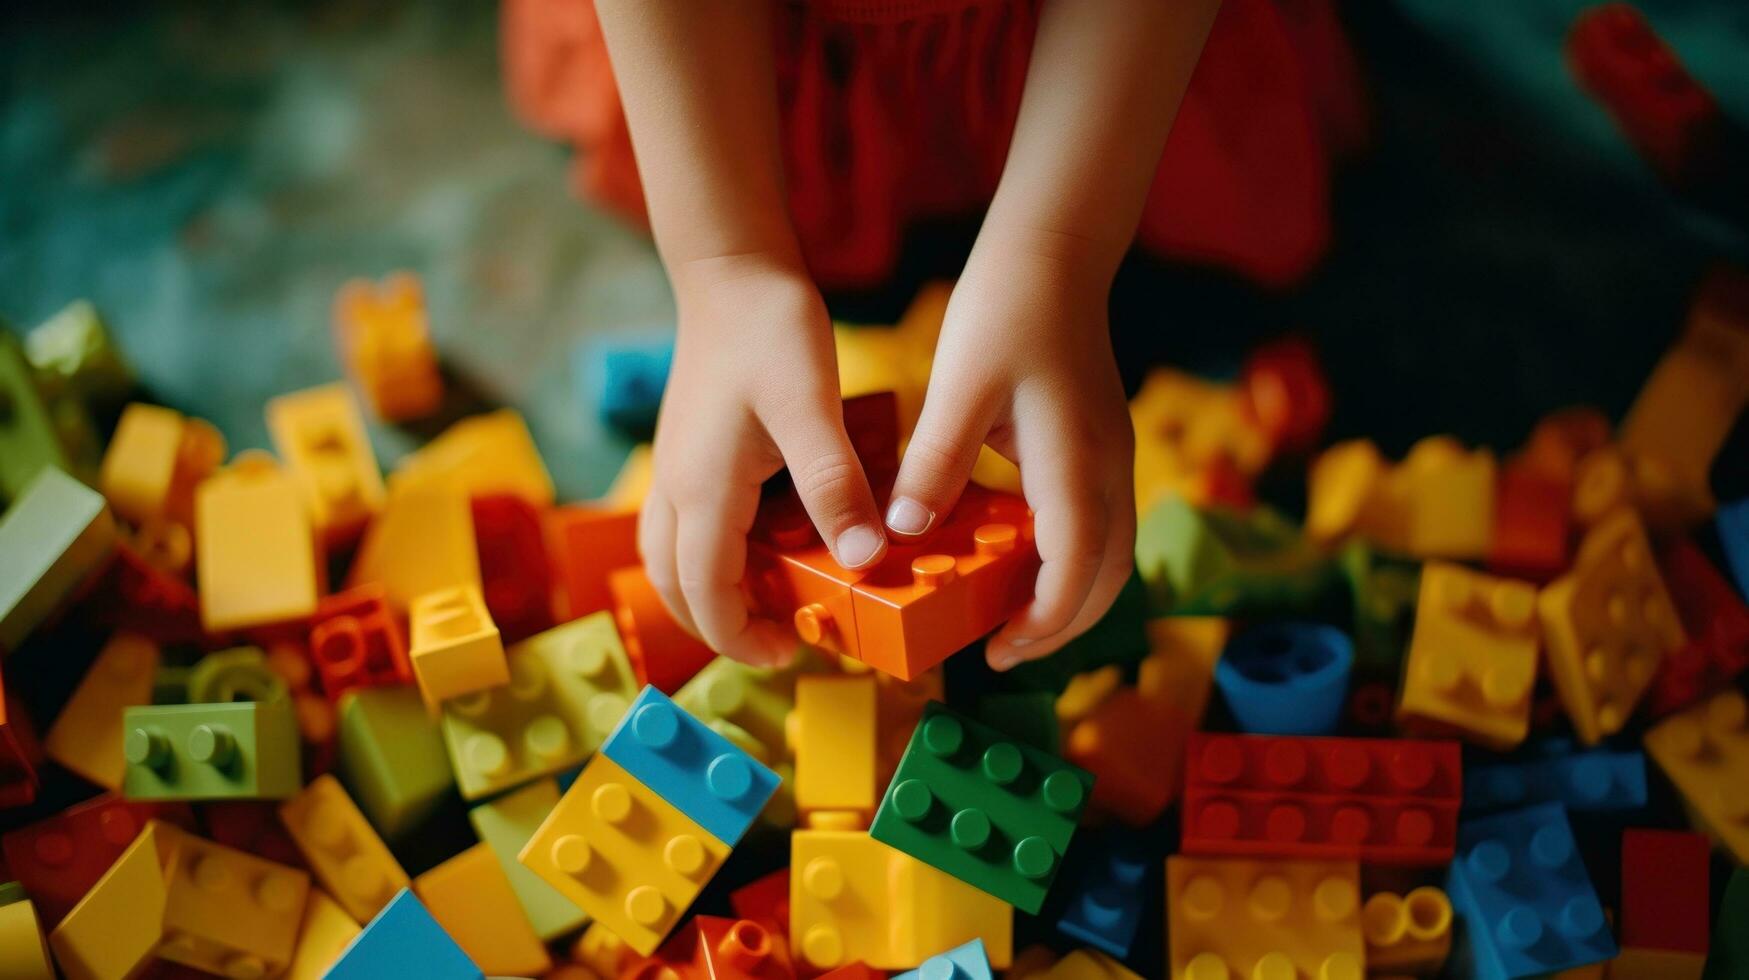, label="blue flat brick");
[893,939,993,980]
[599,685,780,845]
[326,889,482,980]
[1056,832,1149,959]
[1465,746,1646,815]
[1447,803,1616,980]
[1213,622,1353,735]
[1720,497,1749,603]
